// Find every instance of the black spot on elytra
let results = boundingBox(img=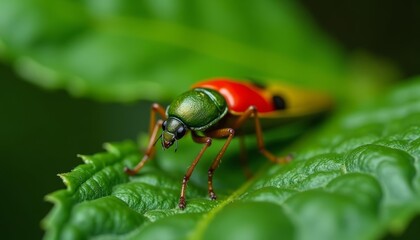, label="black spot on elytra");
[273,95,286,110]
